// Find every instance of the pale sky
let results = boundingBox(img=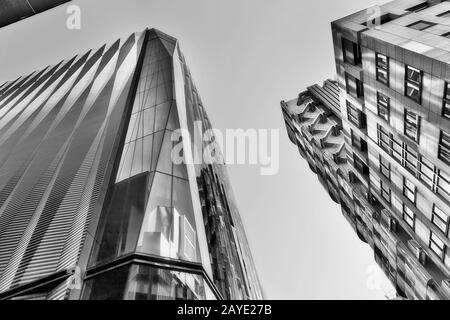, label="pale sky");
[0,0,391,299]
